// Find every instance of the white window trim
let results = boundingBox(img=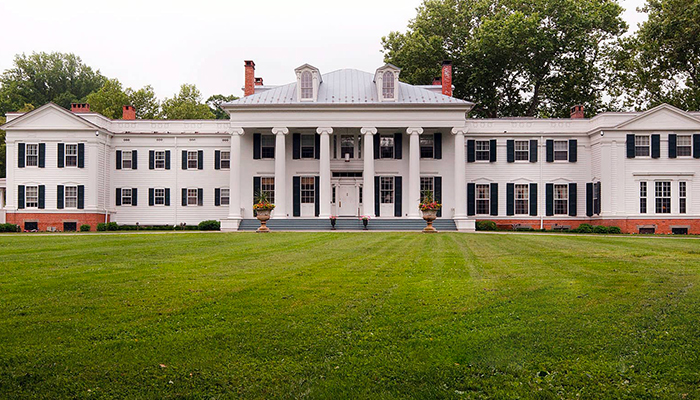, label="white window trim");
[475,183,490,215]
[295,65,321,102]
[676,135,693,158]
[220,188,230,206]
[122,150,133,170]
[65,143,79,168]
[25,185,39,209]
[64,185,78,209]
[220,150,231,170]
[154,151,166,170]
[635,135,651,158]
[121,188,133,207]
[154,188,166,206]
[25,143,39,167]
[187,188,199,206]
[553,140,569,162]
[187,150,199,169]
[553,184,569,215]
[475,140,490,162]
[514,183,529,215]
[514,140,530,162]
